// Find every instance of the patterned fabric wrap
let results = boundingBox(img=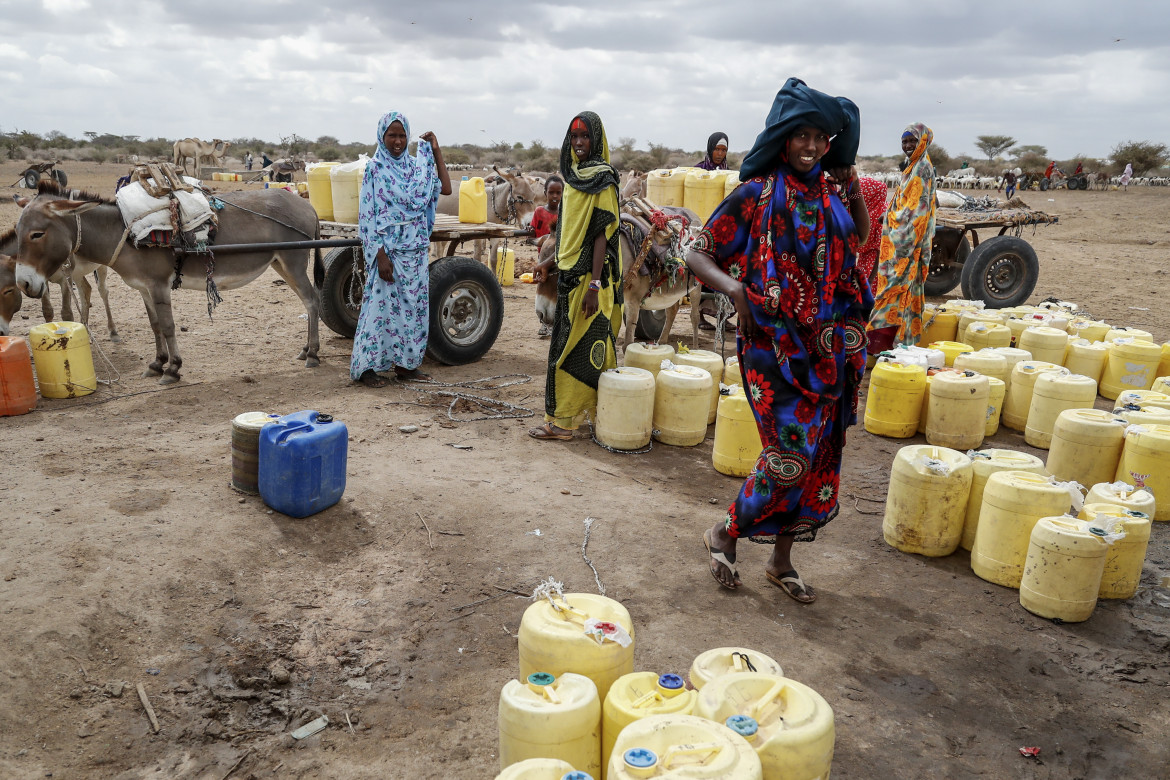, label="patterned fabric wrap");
[740,78,860,180]
[856,176,889,278]
[350,111,442,379]
[544,112,624,428]
[691,160,872,542]
[866,123,935,352]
